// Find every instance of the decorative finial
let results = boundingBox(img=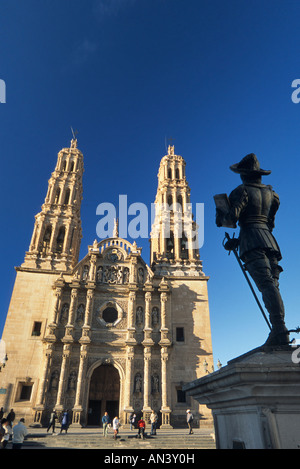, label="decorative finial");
[112,218,119,238]
[70,127,78,148]
[167,137,175,156]
[168,145,175,156]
